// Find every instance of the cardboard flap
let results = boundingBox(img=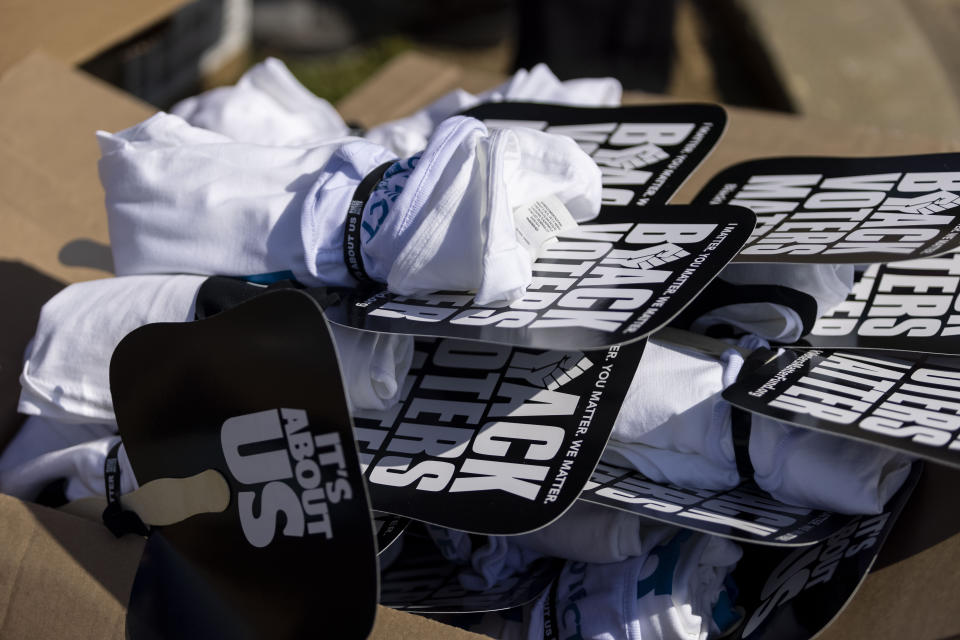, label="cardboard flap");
[0,0,190,74]
[0,52,155,283]
[0,496,483,639]
[0,494,143,640]
[0,52,157,450]
[336,52,475,128]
